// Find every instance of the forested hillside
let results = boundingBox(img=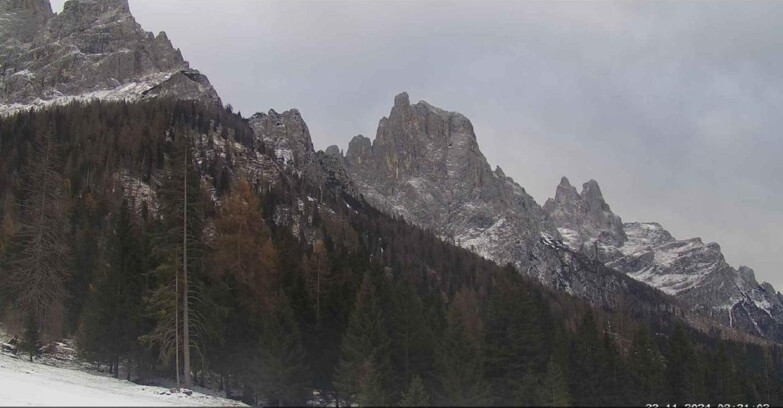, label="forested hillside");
[1,100,782,406]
